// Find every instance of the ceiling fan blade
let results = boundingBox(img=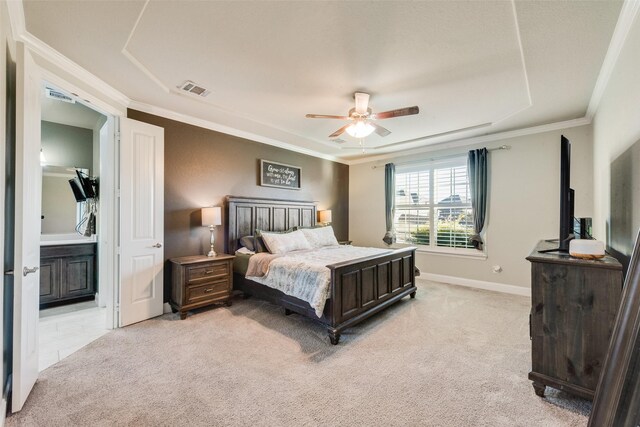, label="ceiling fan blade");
[329,124,351,138]
[305,114,349,119]
[371,122,391,137]
[354,92,370,114]
[373,106,419,120]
